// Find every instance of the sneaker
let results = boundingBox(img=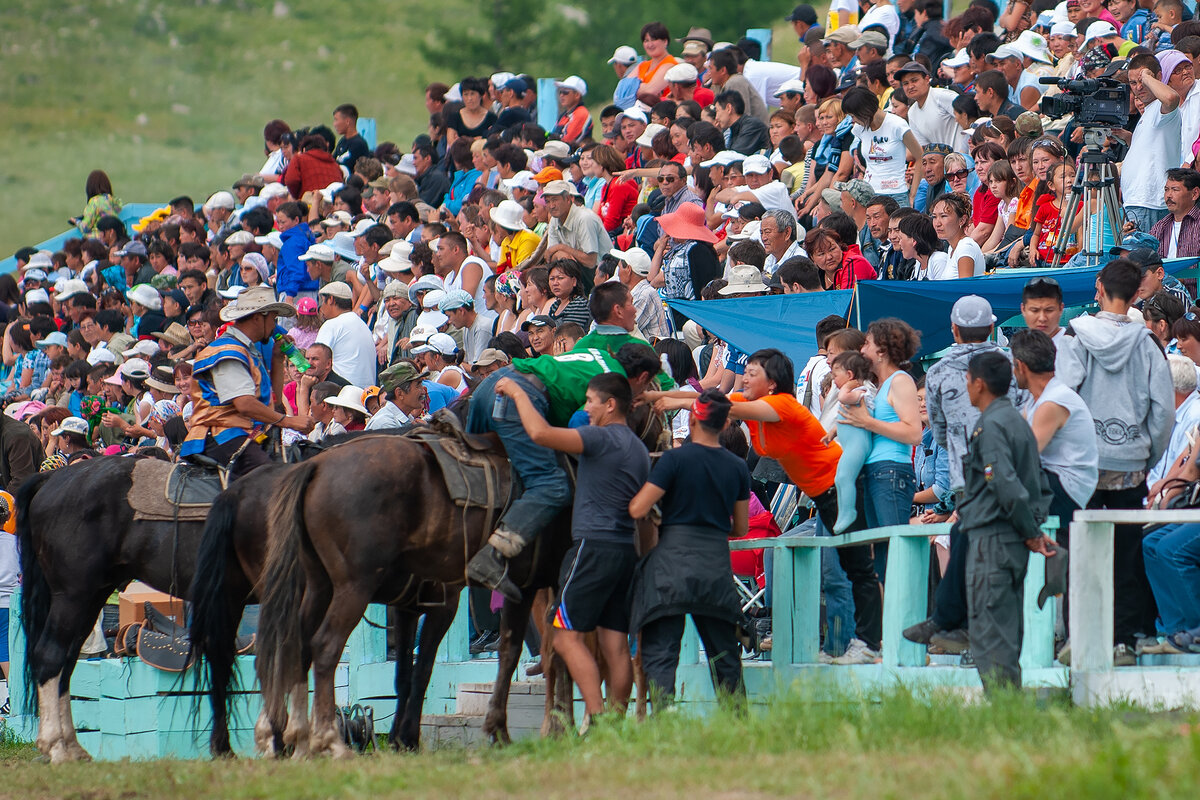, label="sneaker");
[482,631,501,652]
[817,651,835,664]
[0,699,8,716]
[470,631,499,655]
[1056,640,1071,666]
[831,638,881,665]
[1113,643,1136,667]
[929,628,970,655]
[902,617,942,645]
[1159,634,1189,655]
